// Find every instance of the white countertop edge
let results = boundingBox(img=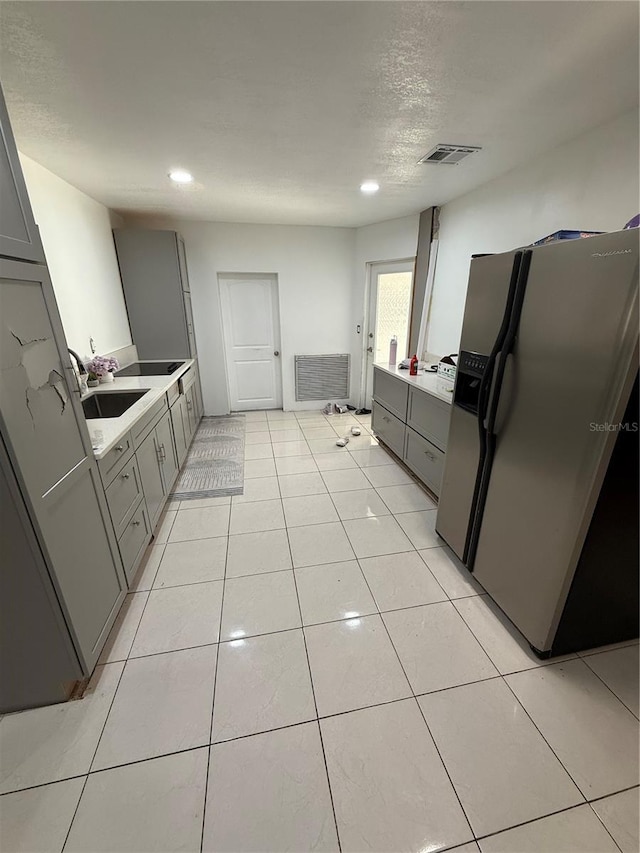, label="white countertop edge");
[85,359,196,459]
[374,362,454,405]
